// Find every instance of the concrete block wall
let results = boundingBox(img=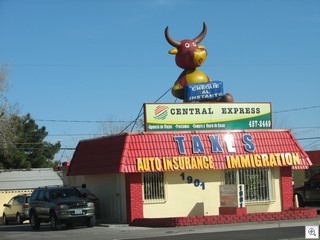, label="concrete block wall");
[131,208,317,227]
